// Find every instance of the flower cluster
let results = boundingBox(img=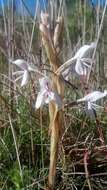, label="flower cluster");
[58,41,107,117]
[12,59,62,109]
[11,30,107,117]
